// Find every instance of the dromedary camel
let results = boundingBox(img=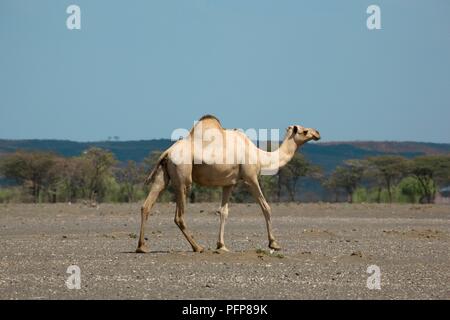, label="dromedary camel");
[136,115,320,253]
